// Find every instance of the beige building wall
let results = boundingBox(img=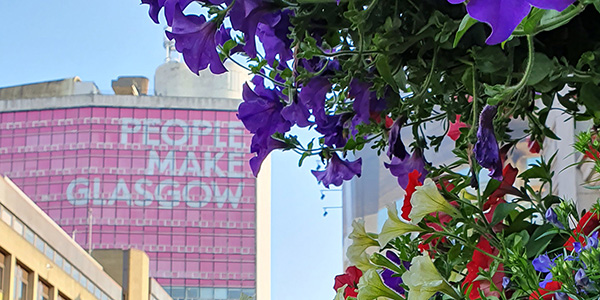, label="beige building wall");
[0,176,121,300]
[92,249,156,300]
[256,157,271,300]
[0,176,172,300]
